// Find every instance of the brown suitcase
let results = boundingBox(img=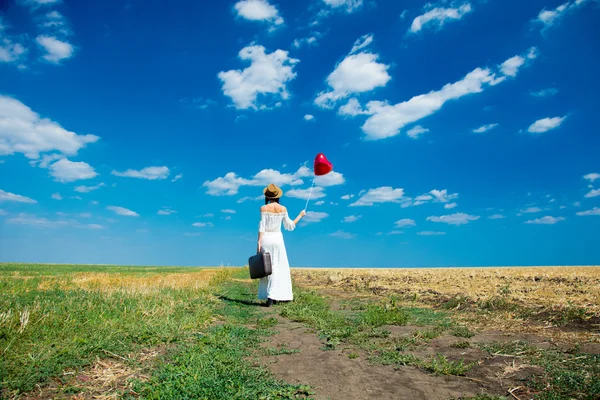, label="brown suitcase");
[248,252,272,279]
